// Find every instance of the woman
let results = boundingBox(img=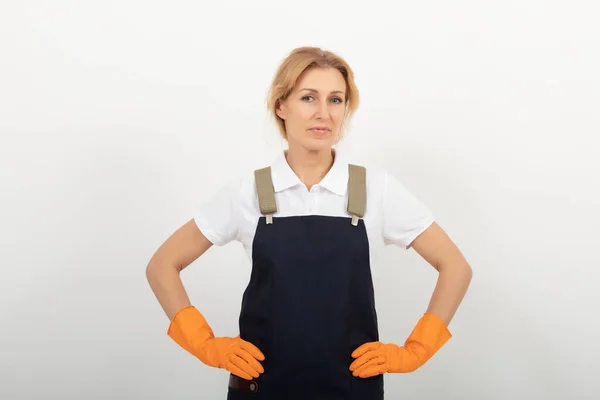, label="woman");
[146,46,472,399]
